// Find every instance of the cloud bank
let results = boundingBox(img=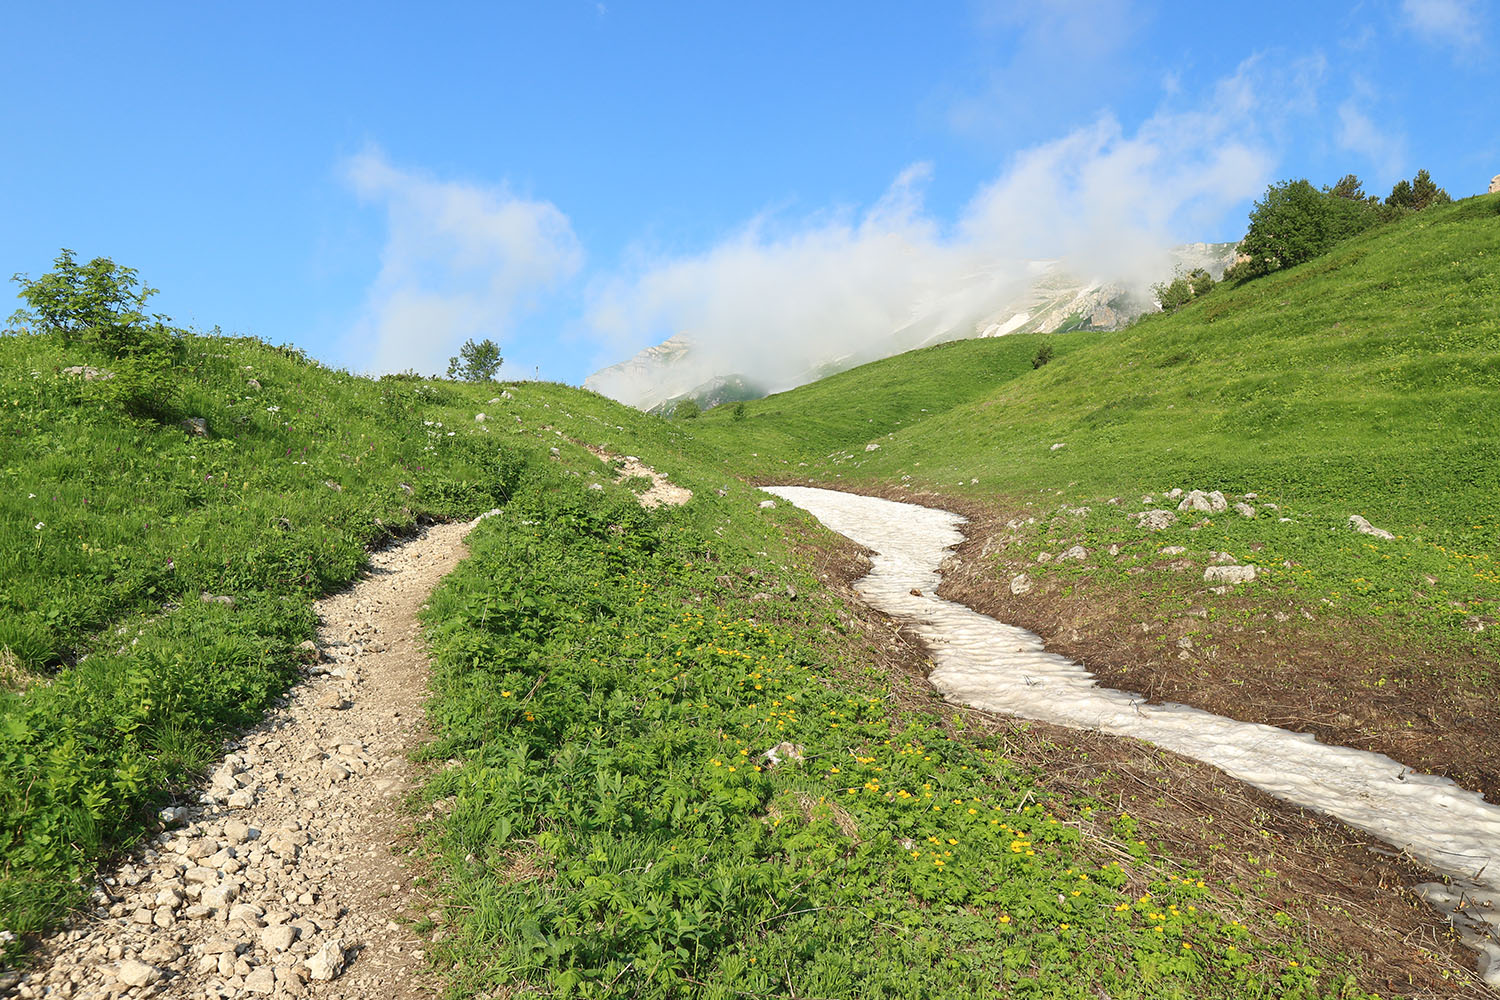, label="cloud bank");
[343,149,581,375]
[585,64,1279,405]
[1401,0,1481,53]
